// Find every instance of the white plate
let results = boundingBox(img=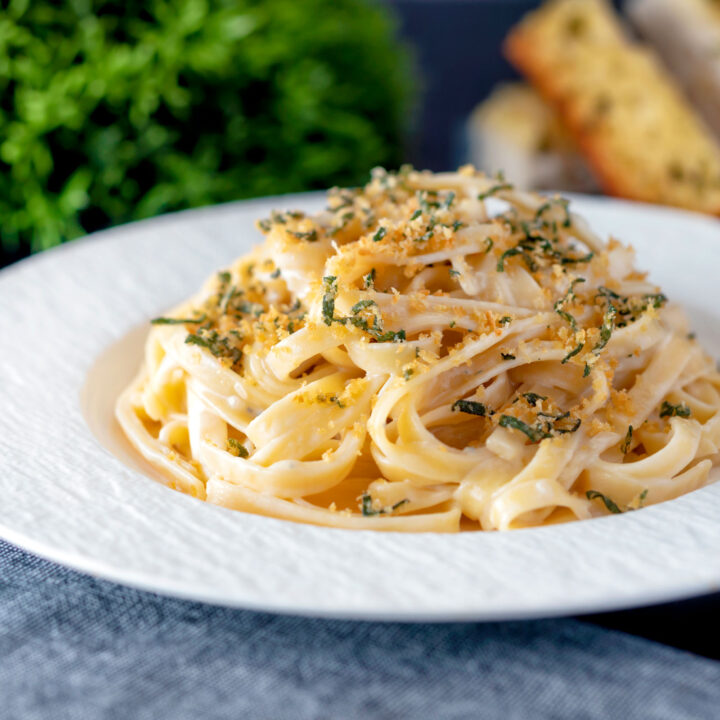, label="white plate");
[2,193,720,621]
